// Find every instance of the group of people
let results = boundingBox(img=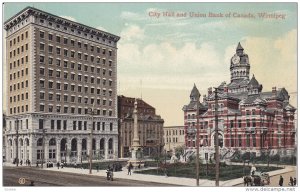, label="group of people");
[13,158,31,166]
[279,175,296,186]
